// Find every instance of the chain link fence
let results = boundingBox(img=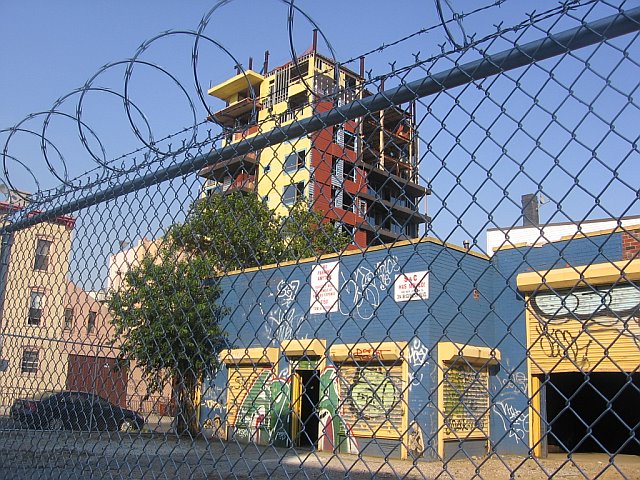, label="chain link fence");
[0,1,639,478]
